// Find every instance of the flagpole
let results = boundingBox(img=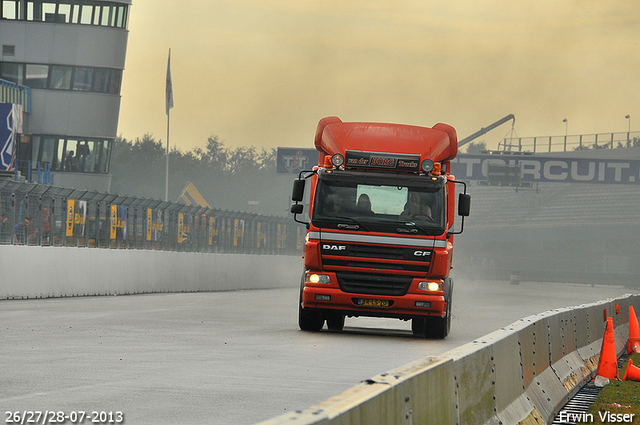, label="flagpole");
[165,48,173,202]
[165,106,170,202]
